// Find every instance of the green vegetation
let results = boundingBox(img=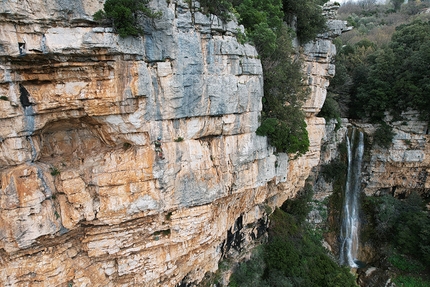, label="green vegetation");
[255,26,310,155]
[320,159,347,183]
[388,252,425,273]
[198,0,233,21]
[283,0,328,44]
[329,1,430,122]
[363,191,430,273]
[165,211,173,220]
[174,136,184,142]
[229,183,356,287]
[0,96,8,101]
[50,166,60,176]
[199,0,328,155]
[372,122,395,149]
[318,139,349,241]
[393,275,430,287]
[93,0,161,37]
[123,142,132,150]
[318,92,342,130]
